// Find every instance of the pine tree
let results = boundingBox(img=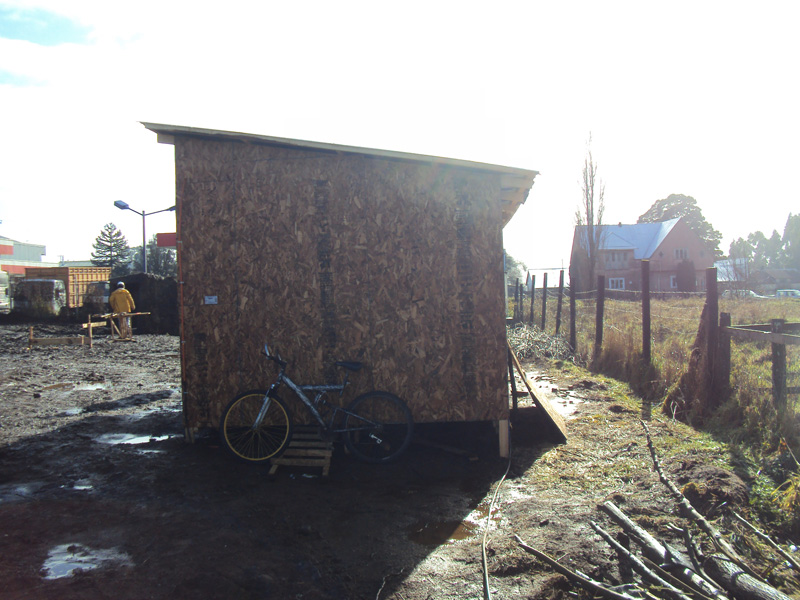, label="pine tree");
[91,223,131,277]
